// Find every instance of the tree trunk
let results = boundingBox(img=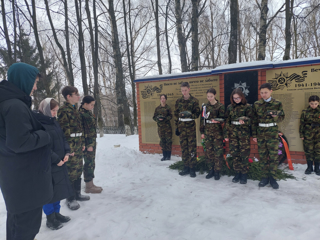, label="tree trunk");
[107,0,132,130]
[257,0,268,60]
[228,0,238,64]
[12,0,17,62]
[64,0,74,86]
[29,0,51,97]
[283,0,294,60]
[165,0,172,73]
[123,0,137,129]
[175,0,188,72]
[44,0,73,86]
[75,0,88,95]
[191,0,199,71]
[1,0,13,65]
[152,0,162,74]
